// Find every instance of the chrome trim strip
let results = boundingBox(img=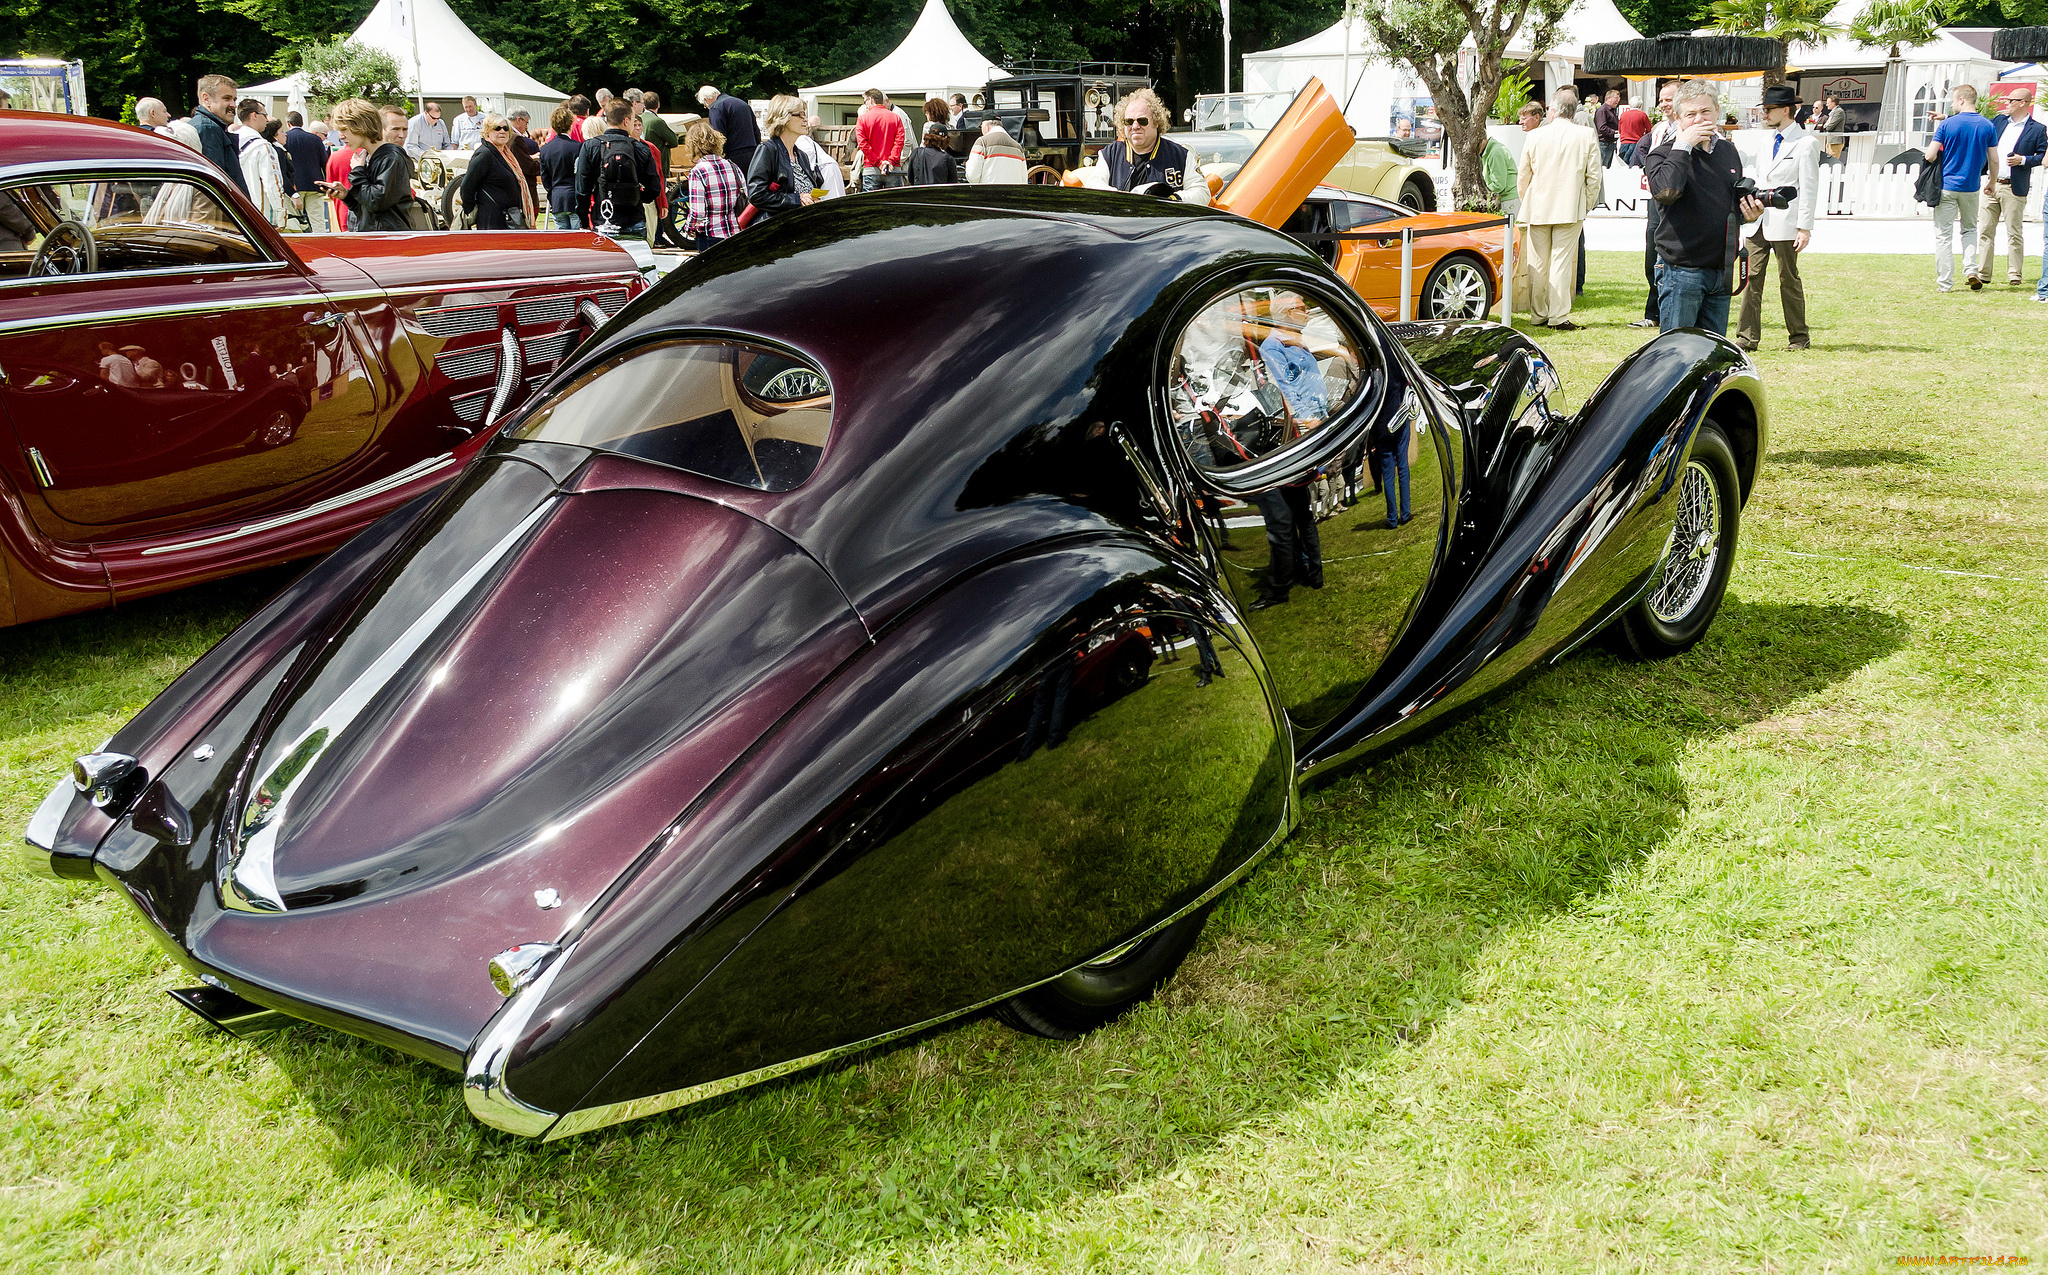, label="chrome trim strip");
[0,286,336,339]
[0,262,295,296]
[25,447,55,489]
[0,274,637,340]
[464,942,574,1136]
[139,453,458,556]
[485,326,524,423]
[224,497,556,912]
[539,816,1299,1142]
